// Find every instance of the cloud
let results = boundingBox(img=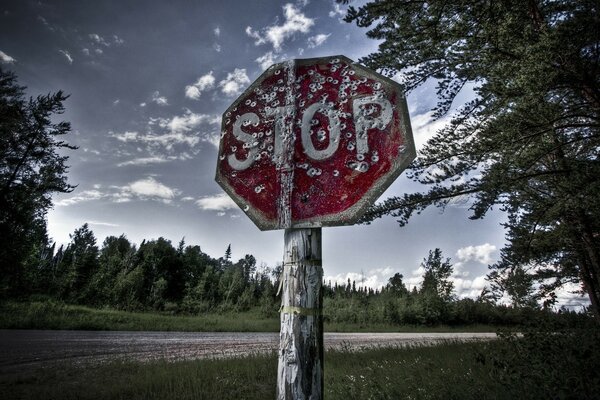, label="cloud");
[213,43,222,53]
[111,111,220,162]
[196,193,238,211]
[214,26,221,37]
[219,68,250,96]
[307,33,330,48]
[117,156,169,167]
[256,51,278,70]
[325,267,397,291]
[151,91,168,106]
[246,3,314,52]
[450,275,488,299]
[185,71,216,100]
[55,178,180,206]
[126,177,177,200]
[37,15,55,31]
[112,34,125,45]
[59,50,73,64]
[0,50,16,64]
[89,33,109,47]
[54,190,105,207]
[158,110,220,135]
[112,131,140,142]
[329,3,346,19]
[88,220,120,227]
[410,111,454,151]
[456,243,497,265]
